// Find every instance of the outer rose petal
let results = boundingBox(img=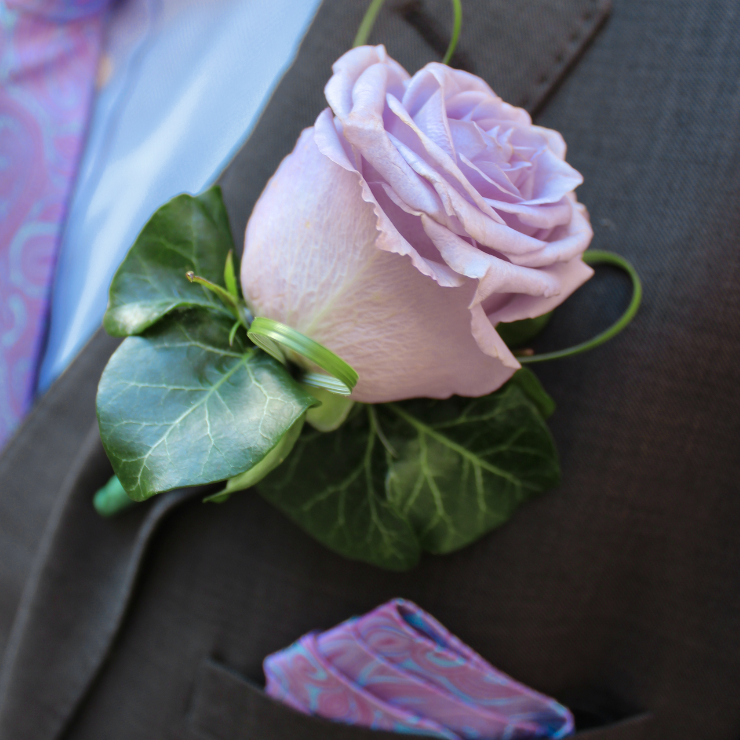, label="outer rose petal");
[505,197,594,268]
[313,108,461,288]
[242,126,518,403]
[488,257,595,325]
[325,44,409,119]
